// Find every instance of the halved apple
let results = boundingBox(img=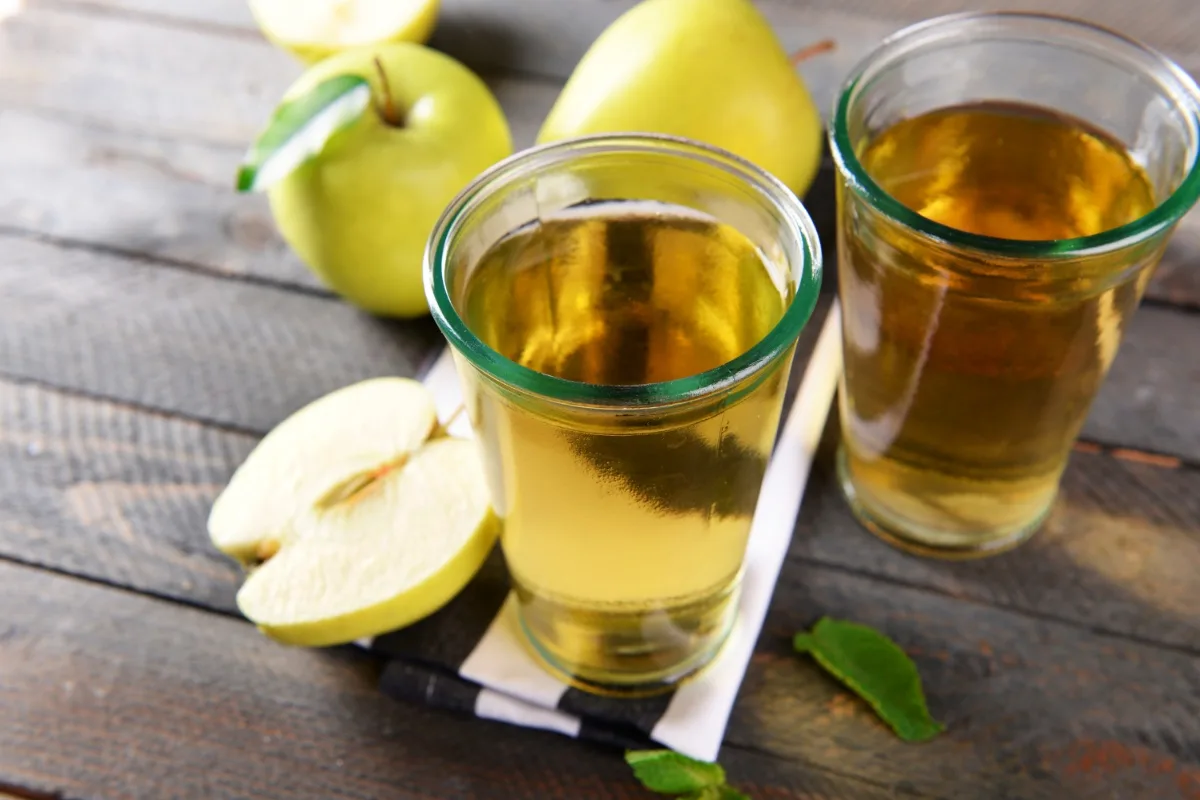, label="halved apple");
[207,378,497,646]
[249,0,441,64]
[208,378,438,565]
